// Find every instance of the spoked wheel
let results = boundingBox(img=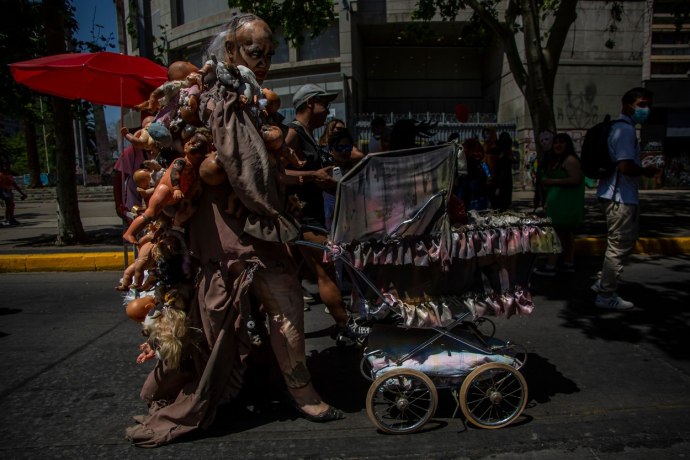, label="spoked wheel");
[366,369,438,434]
[459,362,528,429]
